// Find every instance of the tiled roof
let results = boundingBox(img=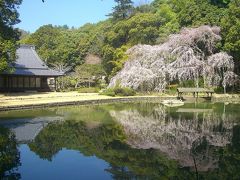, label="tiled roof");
[0,116,62,143]
[13,68,63,76]
[3,45,63,76]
